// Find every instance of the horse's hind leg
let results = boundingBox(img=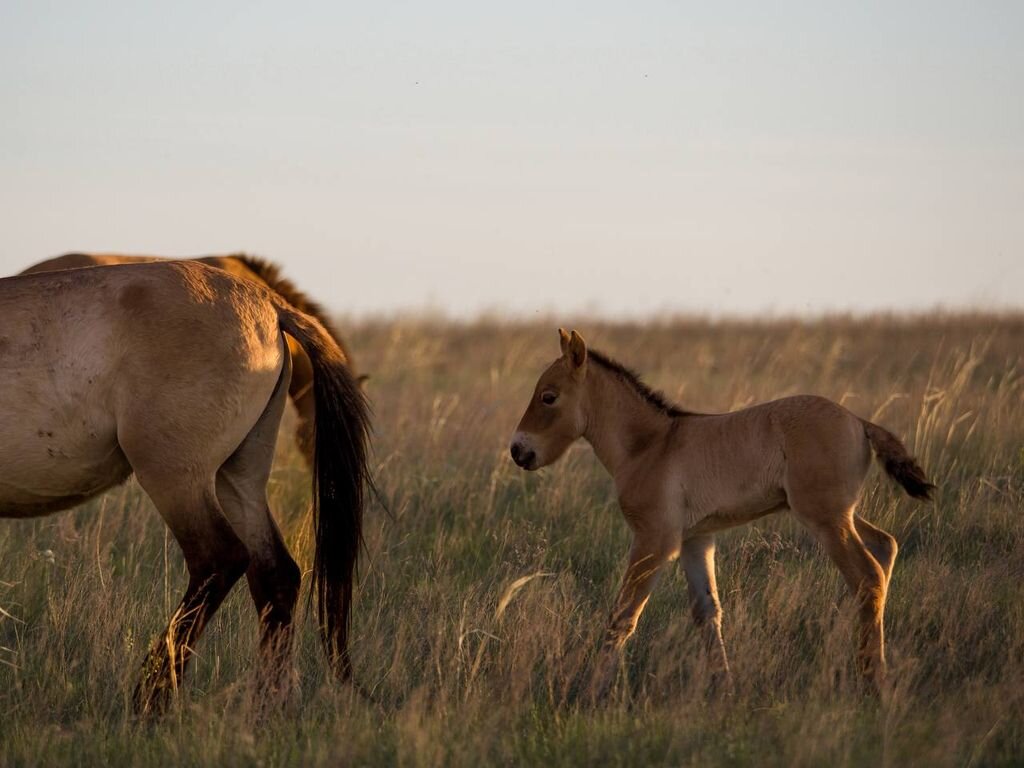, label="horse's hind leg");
[238,509,301,702]
[681,535,731,694]
[791,499,888,690]
[216,484,300,704]
[119,366,286,715]
[131,485,251,714]
[216,351,300,702]
[854,514,898,587]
